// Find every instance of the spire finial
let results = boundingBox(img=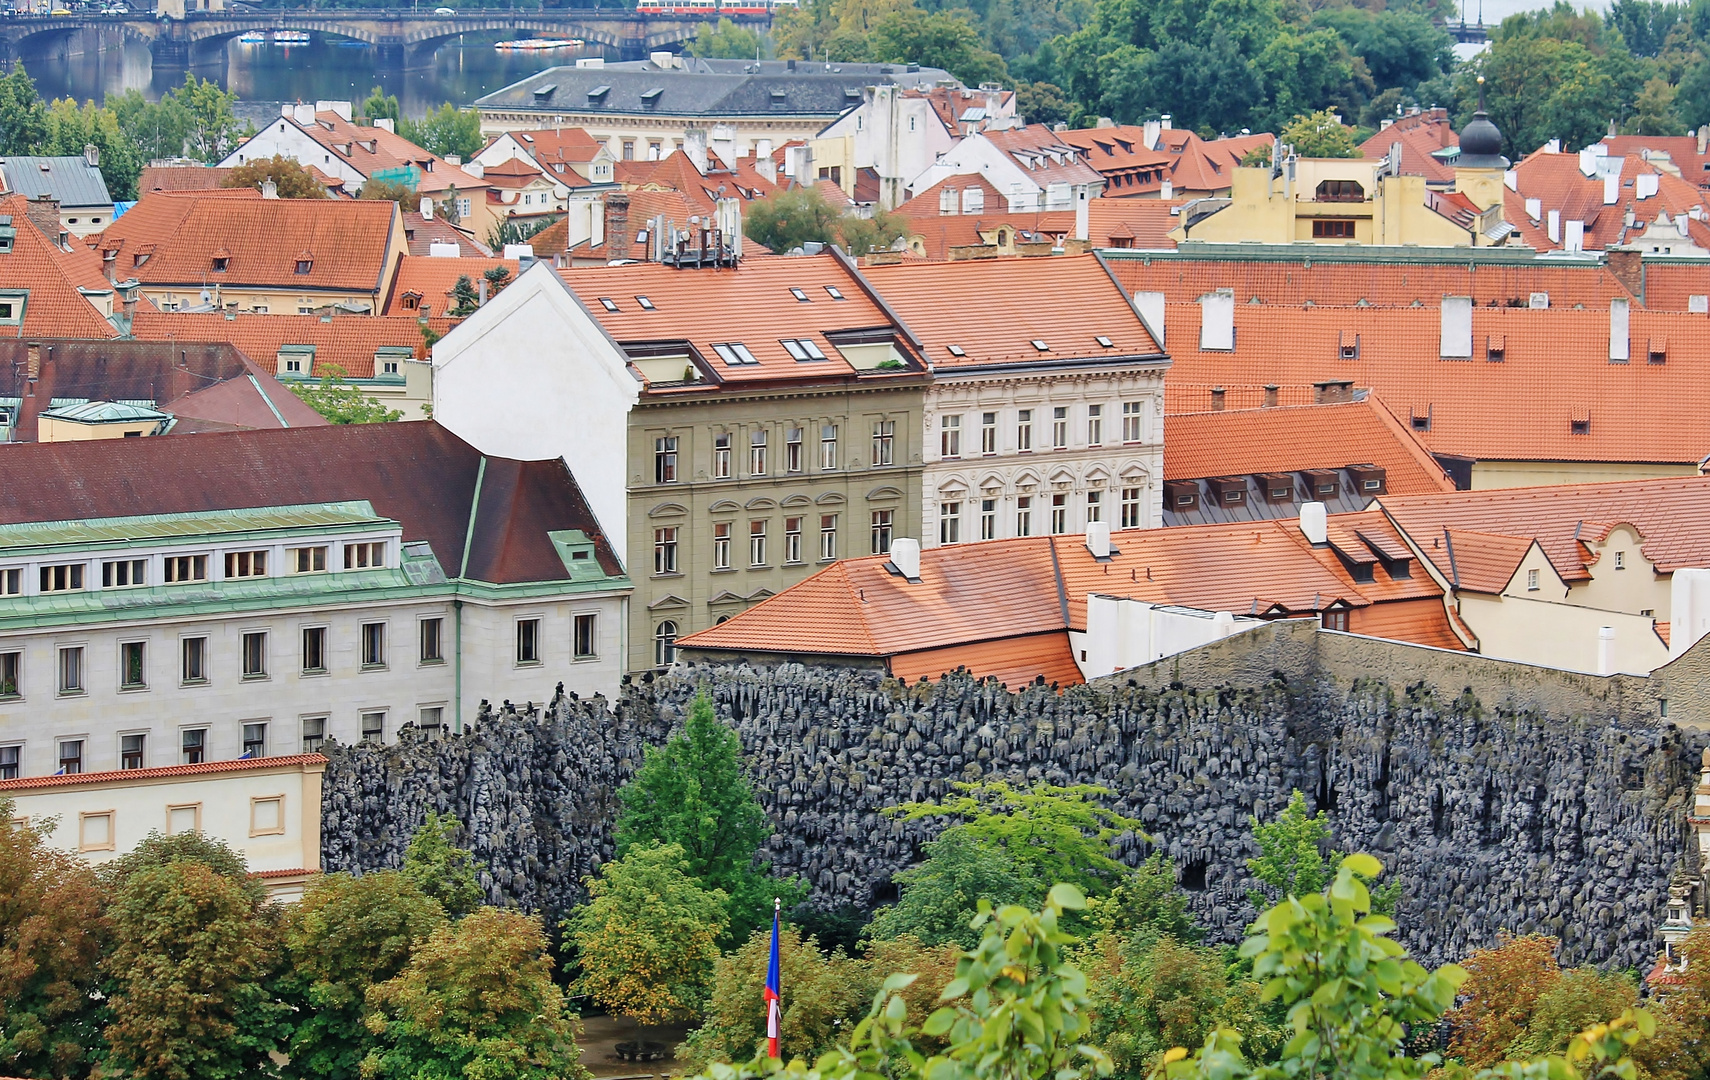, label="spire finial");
[1476,74,1487,115]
